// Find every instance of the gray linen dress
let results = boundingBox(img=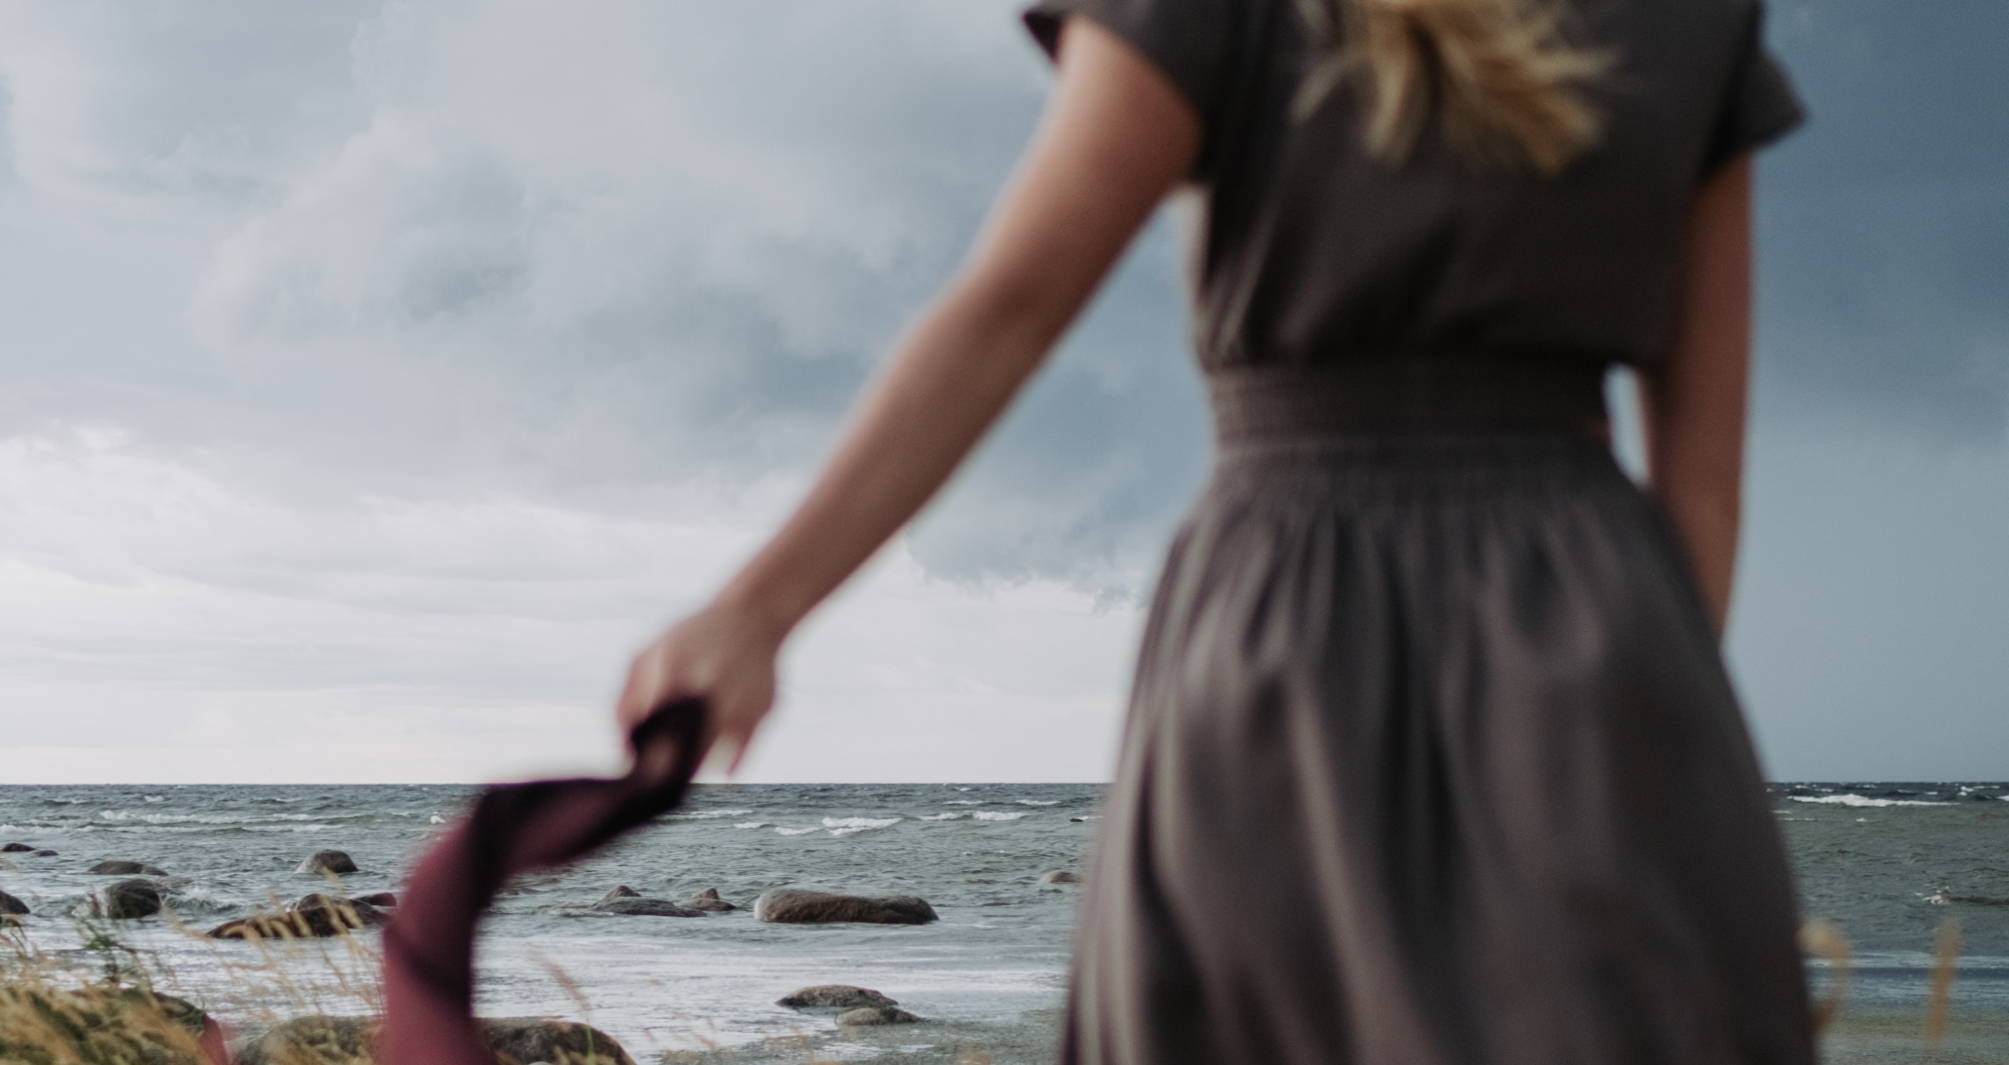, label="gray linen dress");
[1019,0,1813,1062]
